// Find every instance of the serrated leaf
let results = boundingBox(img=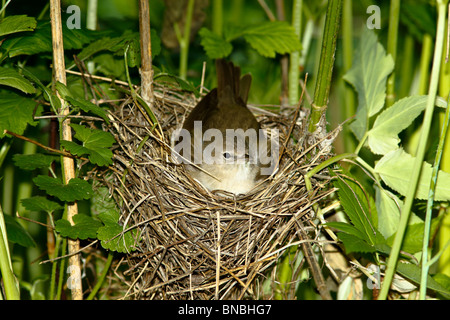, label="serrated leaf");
[375,186,401,239]
[60,124,115,166]
[65,96,109,123]
[343,29,394,140]
[97,207,137,253]
[199,28,233,59]
[368,96,428,154]
[0,15,37,37]
[55,214,102,240]
[0,66,36,94]
[374,149,450,201]
[2,21,97,58]
[13,154,59,171]
[336,232,376,254]
[241,21,301,58]
[20,196,63,213]
[33,176,93,202]
[0,93,37,138]
[4,214,35,248]
[396,262,450,296]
